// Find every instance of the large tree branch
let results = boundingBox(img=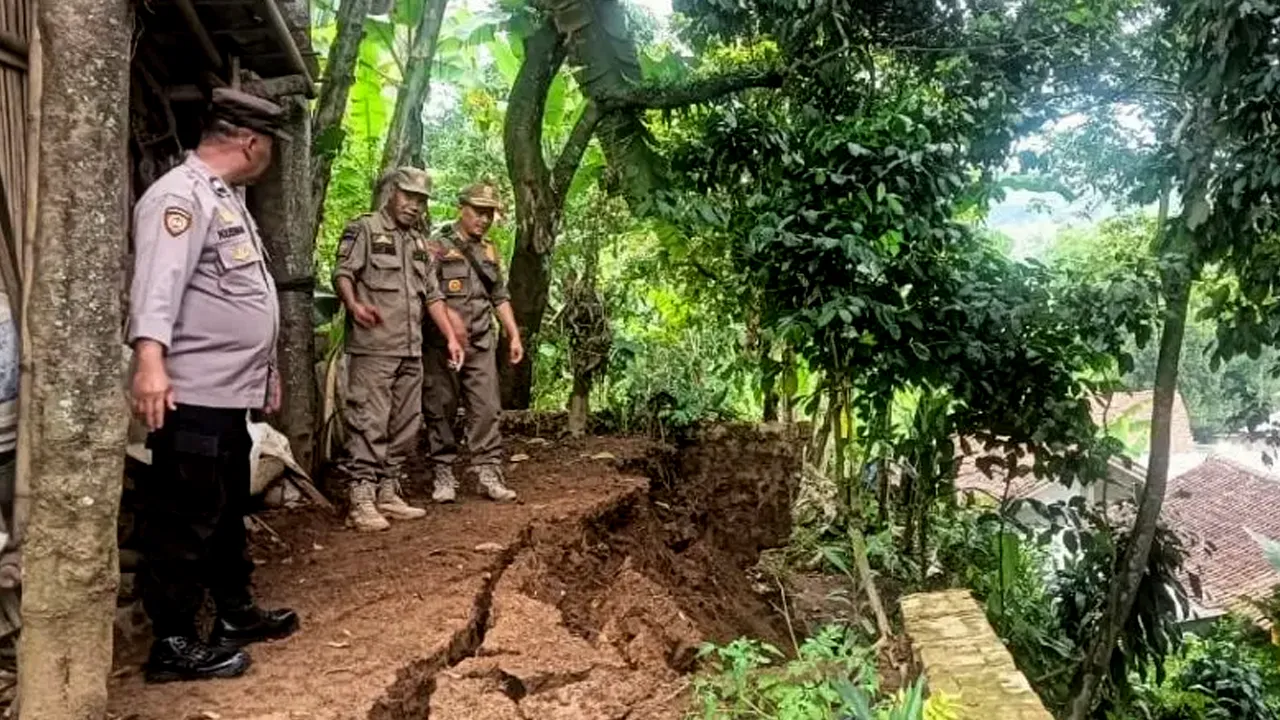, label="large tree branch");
[595,67,784,112]
[310,0,371,242]
[504,20,567,254]
[551,102,603,204]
